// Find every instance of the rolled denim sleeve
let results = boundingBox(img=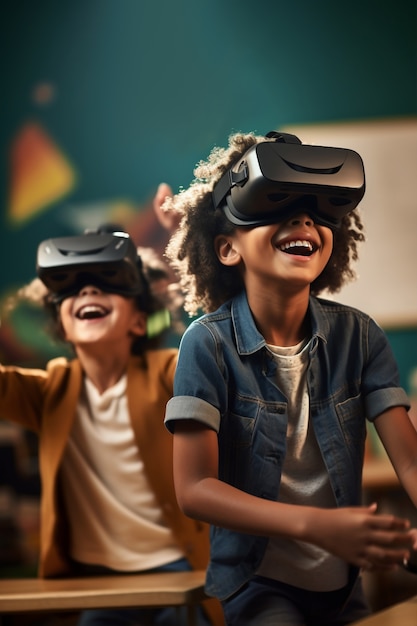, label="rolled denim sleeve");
[164,318,226,434]
[365,387,410,422]
[165,396,220,433]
